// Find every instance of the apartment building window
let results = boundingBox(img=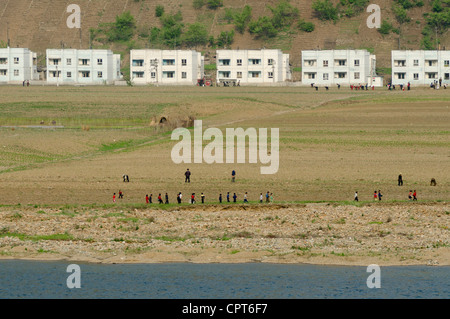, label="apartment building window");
[51,71,60,78]
[304,60,316,67]
[323,60,328,67]
[80,71,90,78]
[237,72,242,78]
[0,58,7,64]
[163,71,175,78]
[323,73,329,80]
[444,60,449,67]
[98,71,103,78]
[219,71,230,78]
[413,60,419,66]
[268,72,274,78]
[181,59,187,66]
[354,72,360,80]
[249,71,261,78]
[426,60,437,67]
[14,70,19,76]
[354,59,360,67]
[151,72,156,79]
[67,72,72,78]
[97,59,103,65]
[219,59,230,66]
[50,59,60,66]
[335,72,347,78]
[414,73,419,80]
[0,70,6,76]
[79,59,90,66]
[306,72,316,79]
[14,57,19,64]
[132,59,144,67]
[445,73,450,80]
[396,73,406,79]
[426,72,437,79]
[162,59,175,66]
[133,72,144,78]
[335,59,347,66]
[182,72,187,79]
[236,59,242,66]
[268,59,274,66]
[394,60,406,67]
[249,59,261,65]
[66,58,72,65]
